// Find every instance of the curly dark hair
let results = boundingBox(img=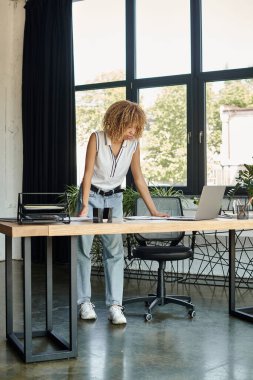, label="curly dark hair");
[103,100,146,141]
